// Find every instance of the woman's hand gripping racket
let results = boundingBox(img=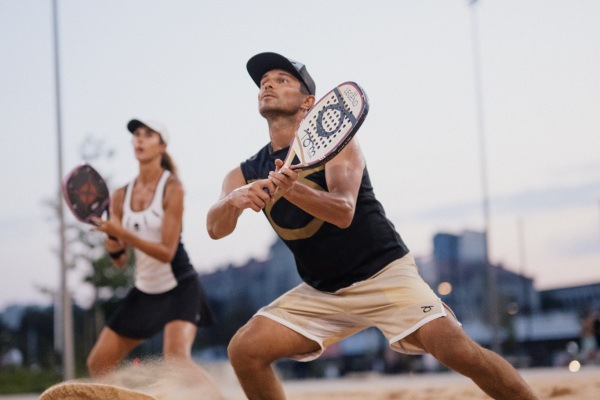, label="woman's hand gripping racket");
[266,81,369,193]
[62,163,116,240]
